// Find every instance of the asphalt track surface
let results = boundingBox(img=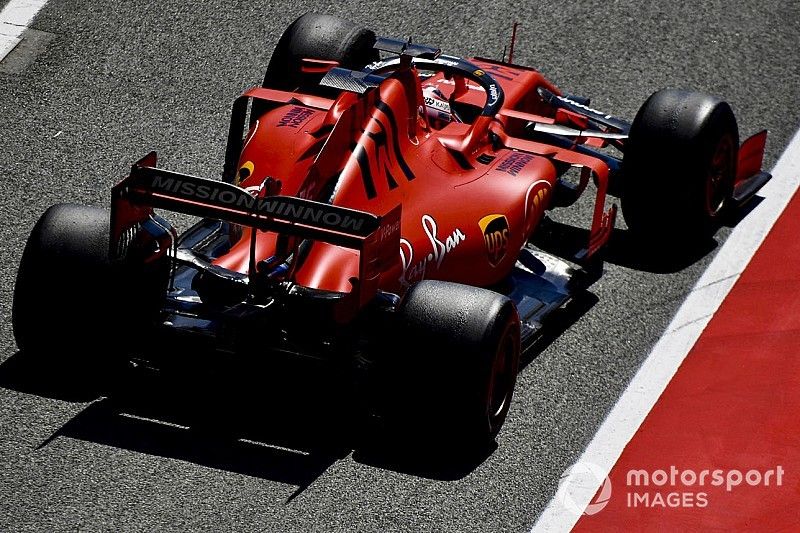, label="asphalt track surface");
[1,1,798,531]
